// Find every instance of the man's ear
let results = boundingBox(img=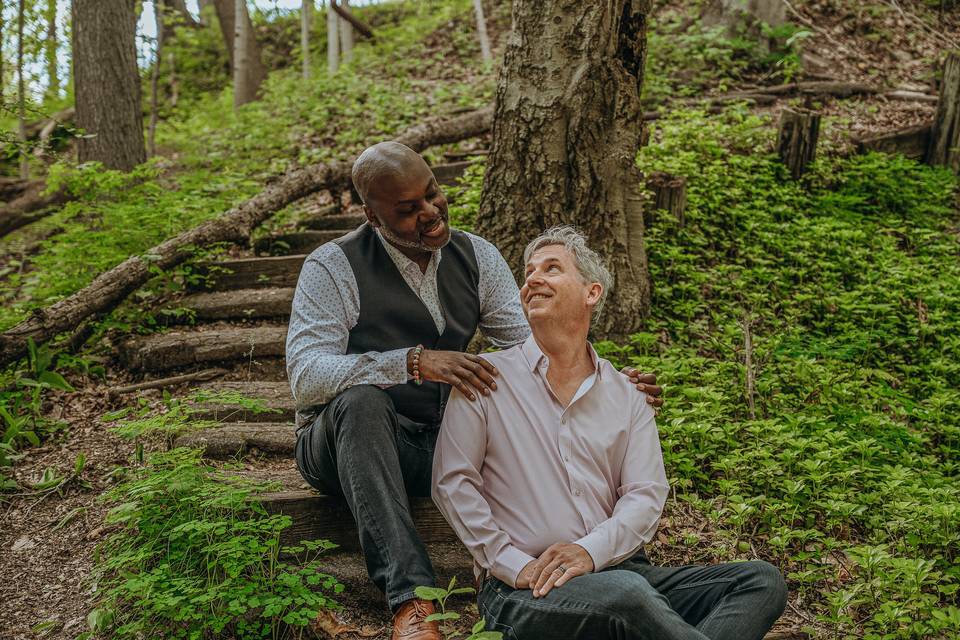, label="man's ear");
[362,204,380,228]
[585,282,603,308]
